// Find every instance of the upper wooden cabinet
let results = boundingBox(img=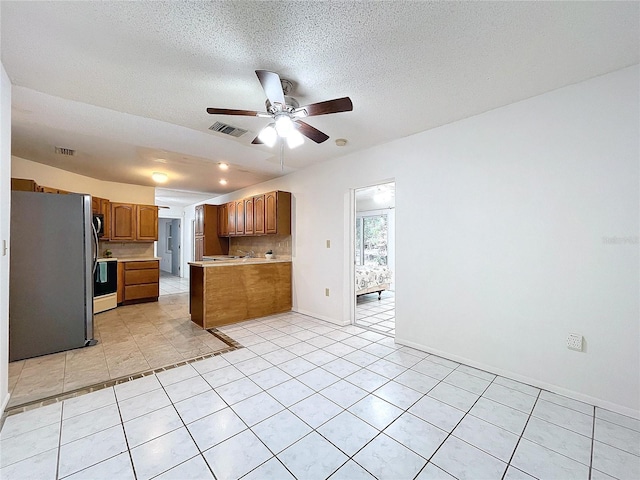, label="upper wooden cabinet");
[218,191,291,237]
[137,205,159,241]
[111,203,135,241]
[265,191,291,235]
[11,178,39,192]
[194,204,229,260]
[227,201,236,235]
[253,194,265,235]
[235,199,245,235]
[110,203,158,242]
[244,197,254,235]
[217,203,229,237]
[91,196,102,214]
[195,203,205,236]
